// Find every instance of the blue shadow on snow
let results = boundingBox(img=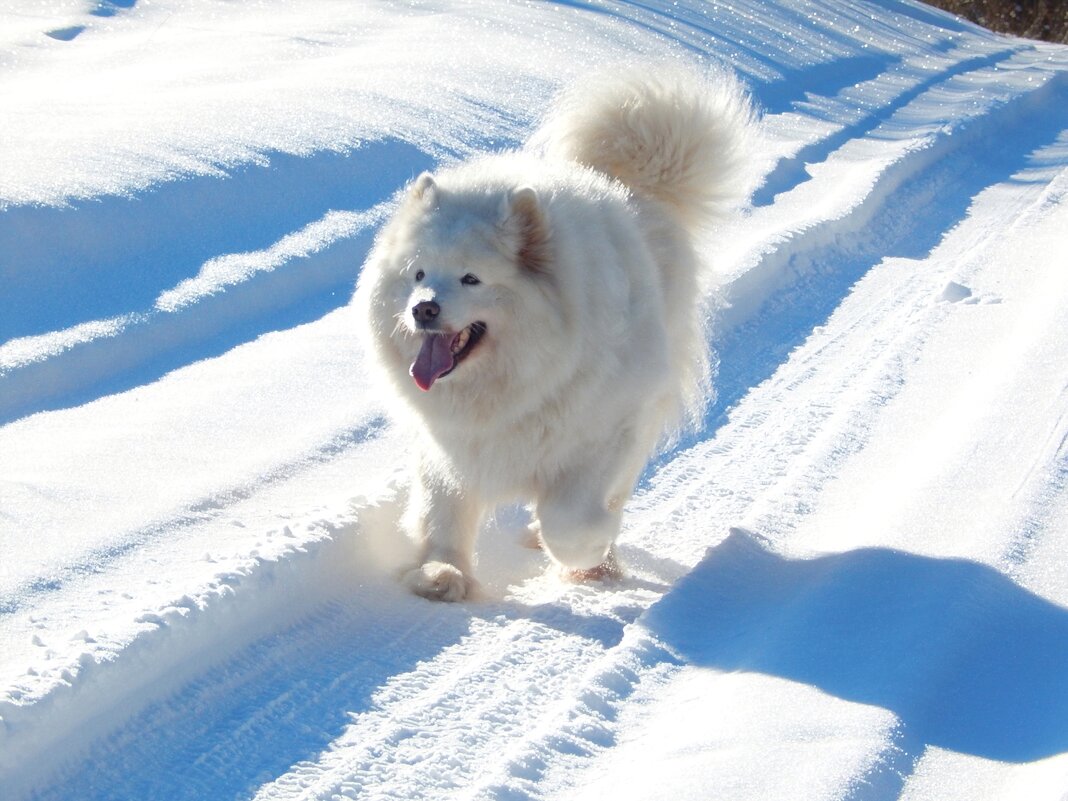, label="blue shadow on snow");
[644,529,1068,763]
[0,140,429,343]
